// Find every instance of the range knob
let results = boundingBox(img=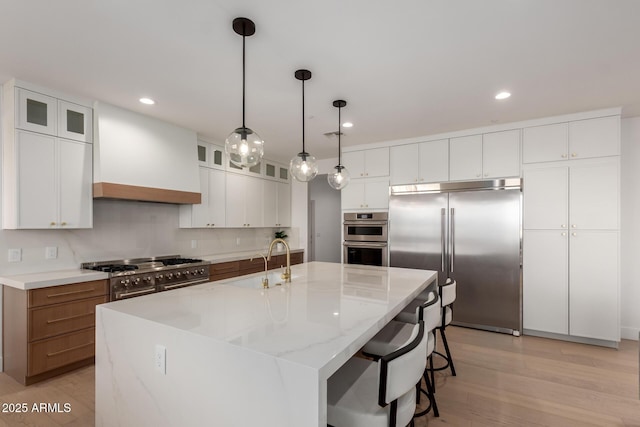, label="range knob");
[144,276,152,282]
[175,272,181,278]
[132,277,141,285]
[167,273,174,279]
[120,279,130,287]
[184,270,191,275]
[157,274,164,280]
[200,268,206,275]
